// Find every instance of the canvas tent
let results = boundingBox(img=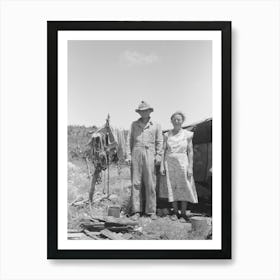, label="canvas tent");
[185,118,212,209]
[184,118,212,184]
